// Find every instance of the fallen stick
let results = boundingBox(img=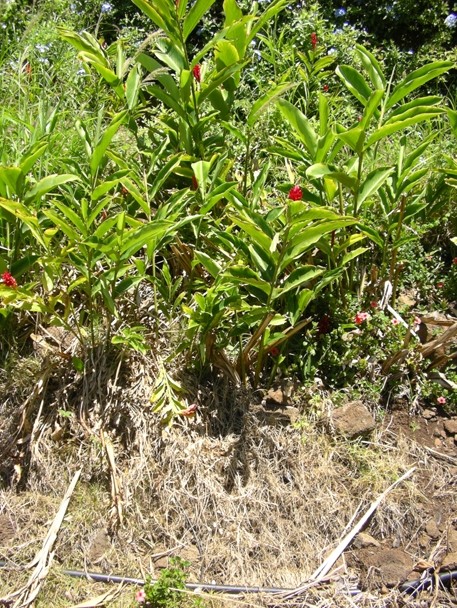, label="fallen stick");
[286,467,416,597]
[0,469,81,608]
